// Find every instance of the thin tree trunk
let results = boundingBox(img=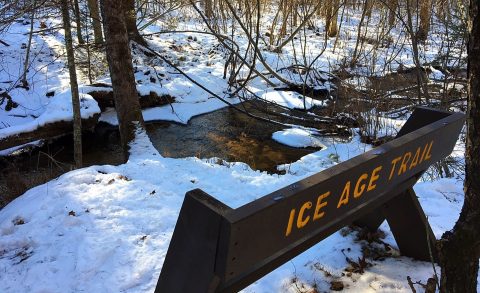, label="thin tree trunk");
[21,0,36,88]
[61,0,83,168]
[87,0,104,44]
[100,0,145,160]
[204,0,213,18]
[365,0,374,18]
[388,0,398,28]
[324,0,332,35]
[123,0,147,46]
[417,0,432,41]
[405,0,431,102]
[279,0,291,39]
[85,18,93,84]
[351,0,369,66]
[327,0,340,37]
[438,0,480,291]
[72,0,85,44]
